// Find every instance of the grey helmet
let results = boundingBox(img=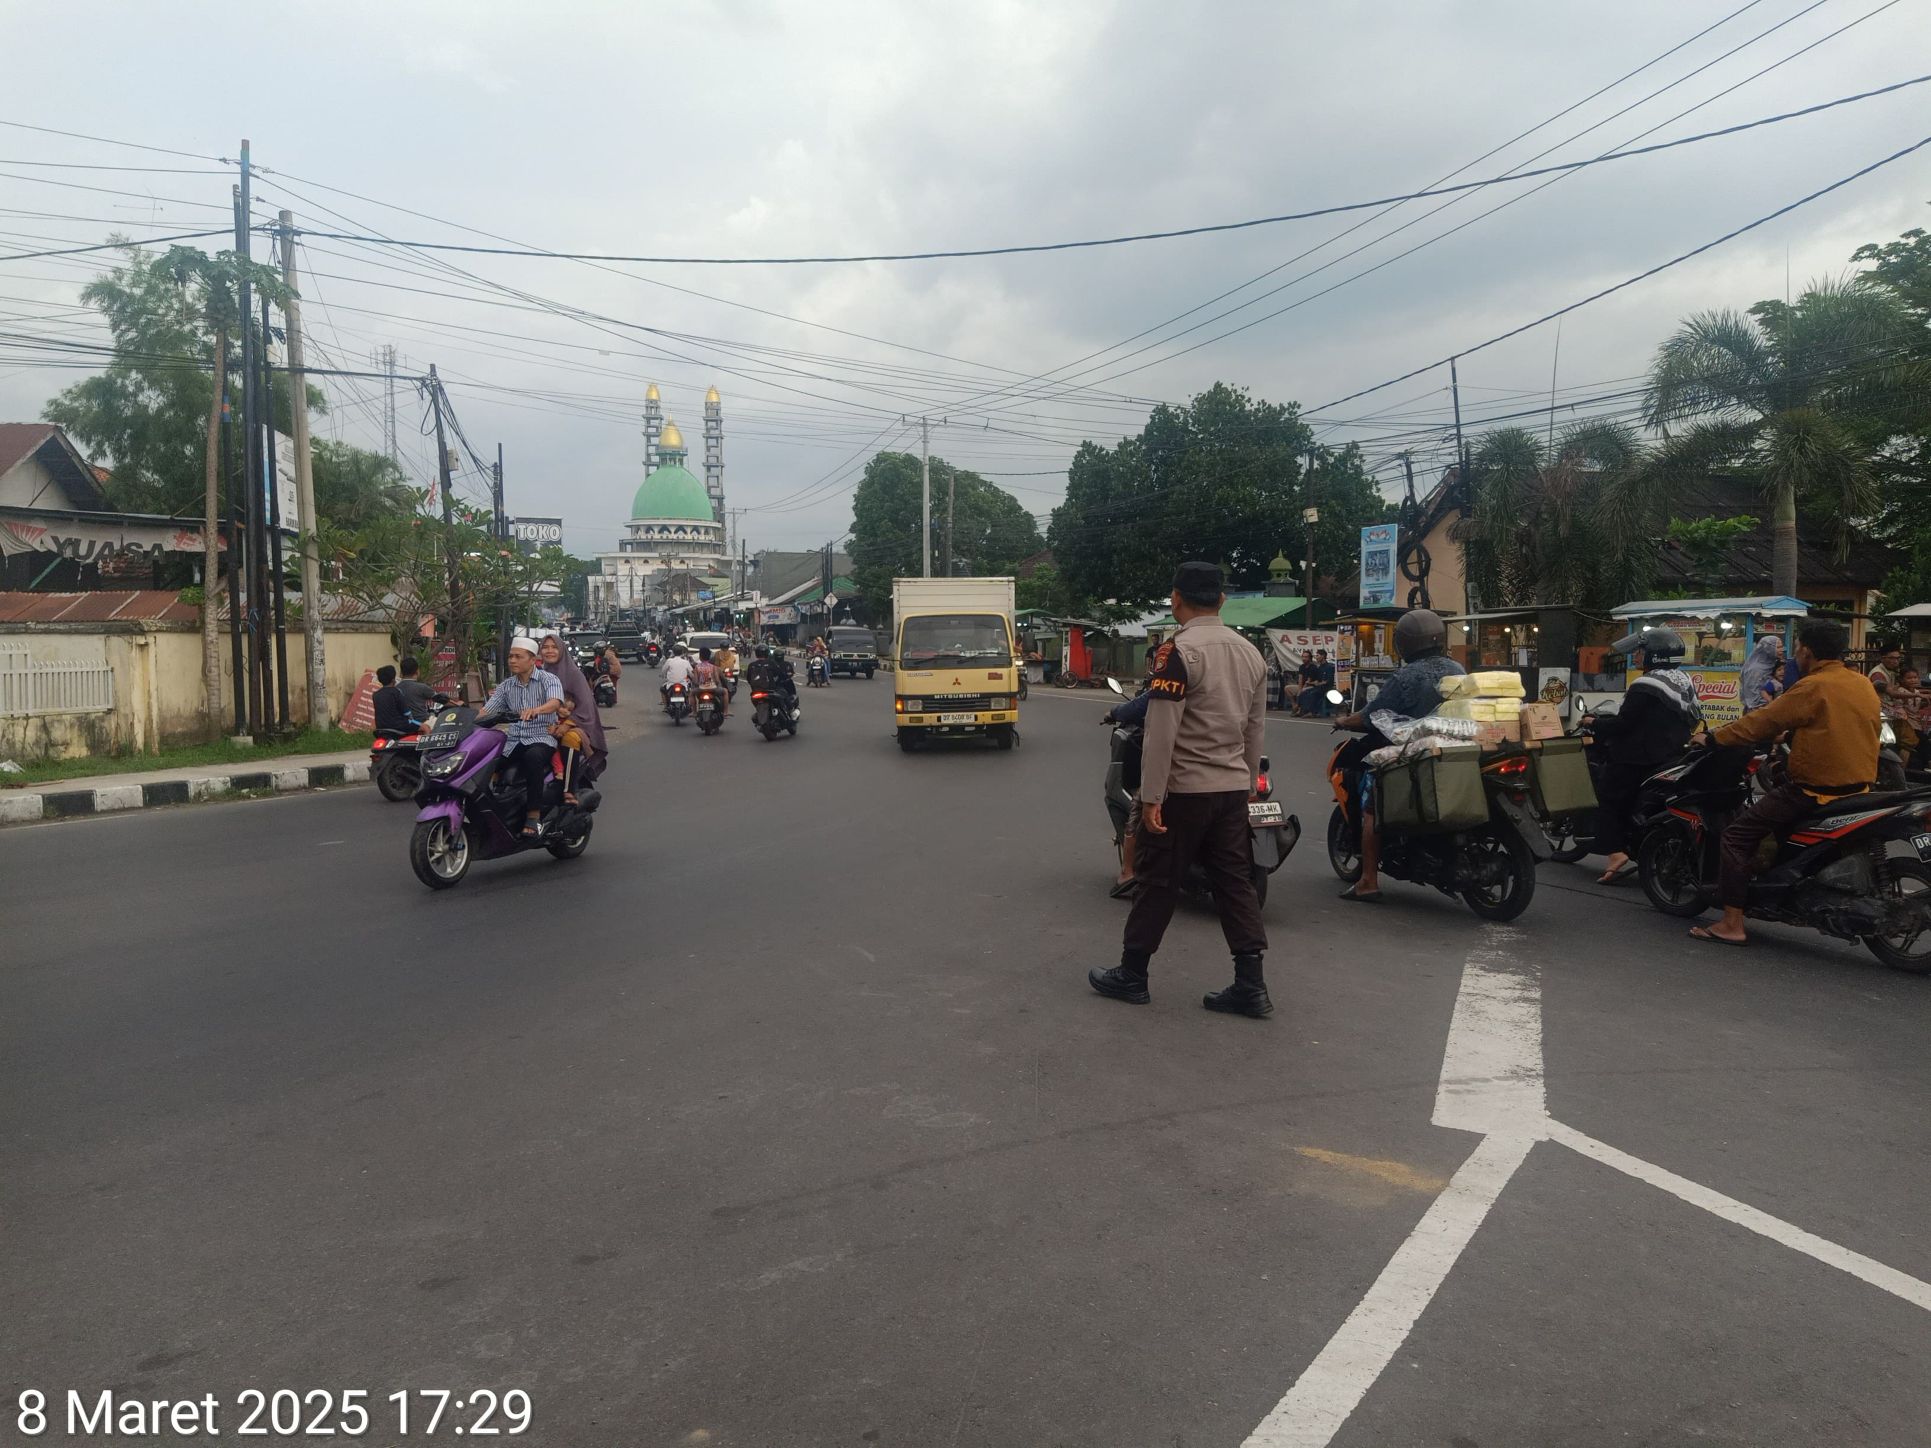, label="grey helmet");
[1610,627,1685,665]
[1393,608,1447,661]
